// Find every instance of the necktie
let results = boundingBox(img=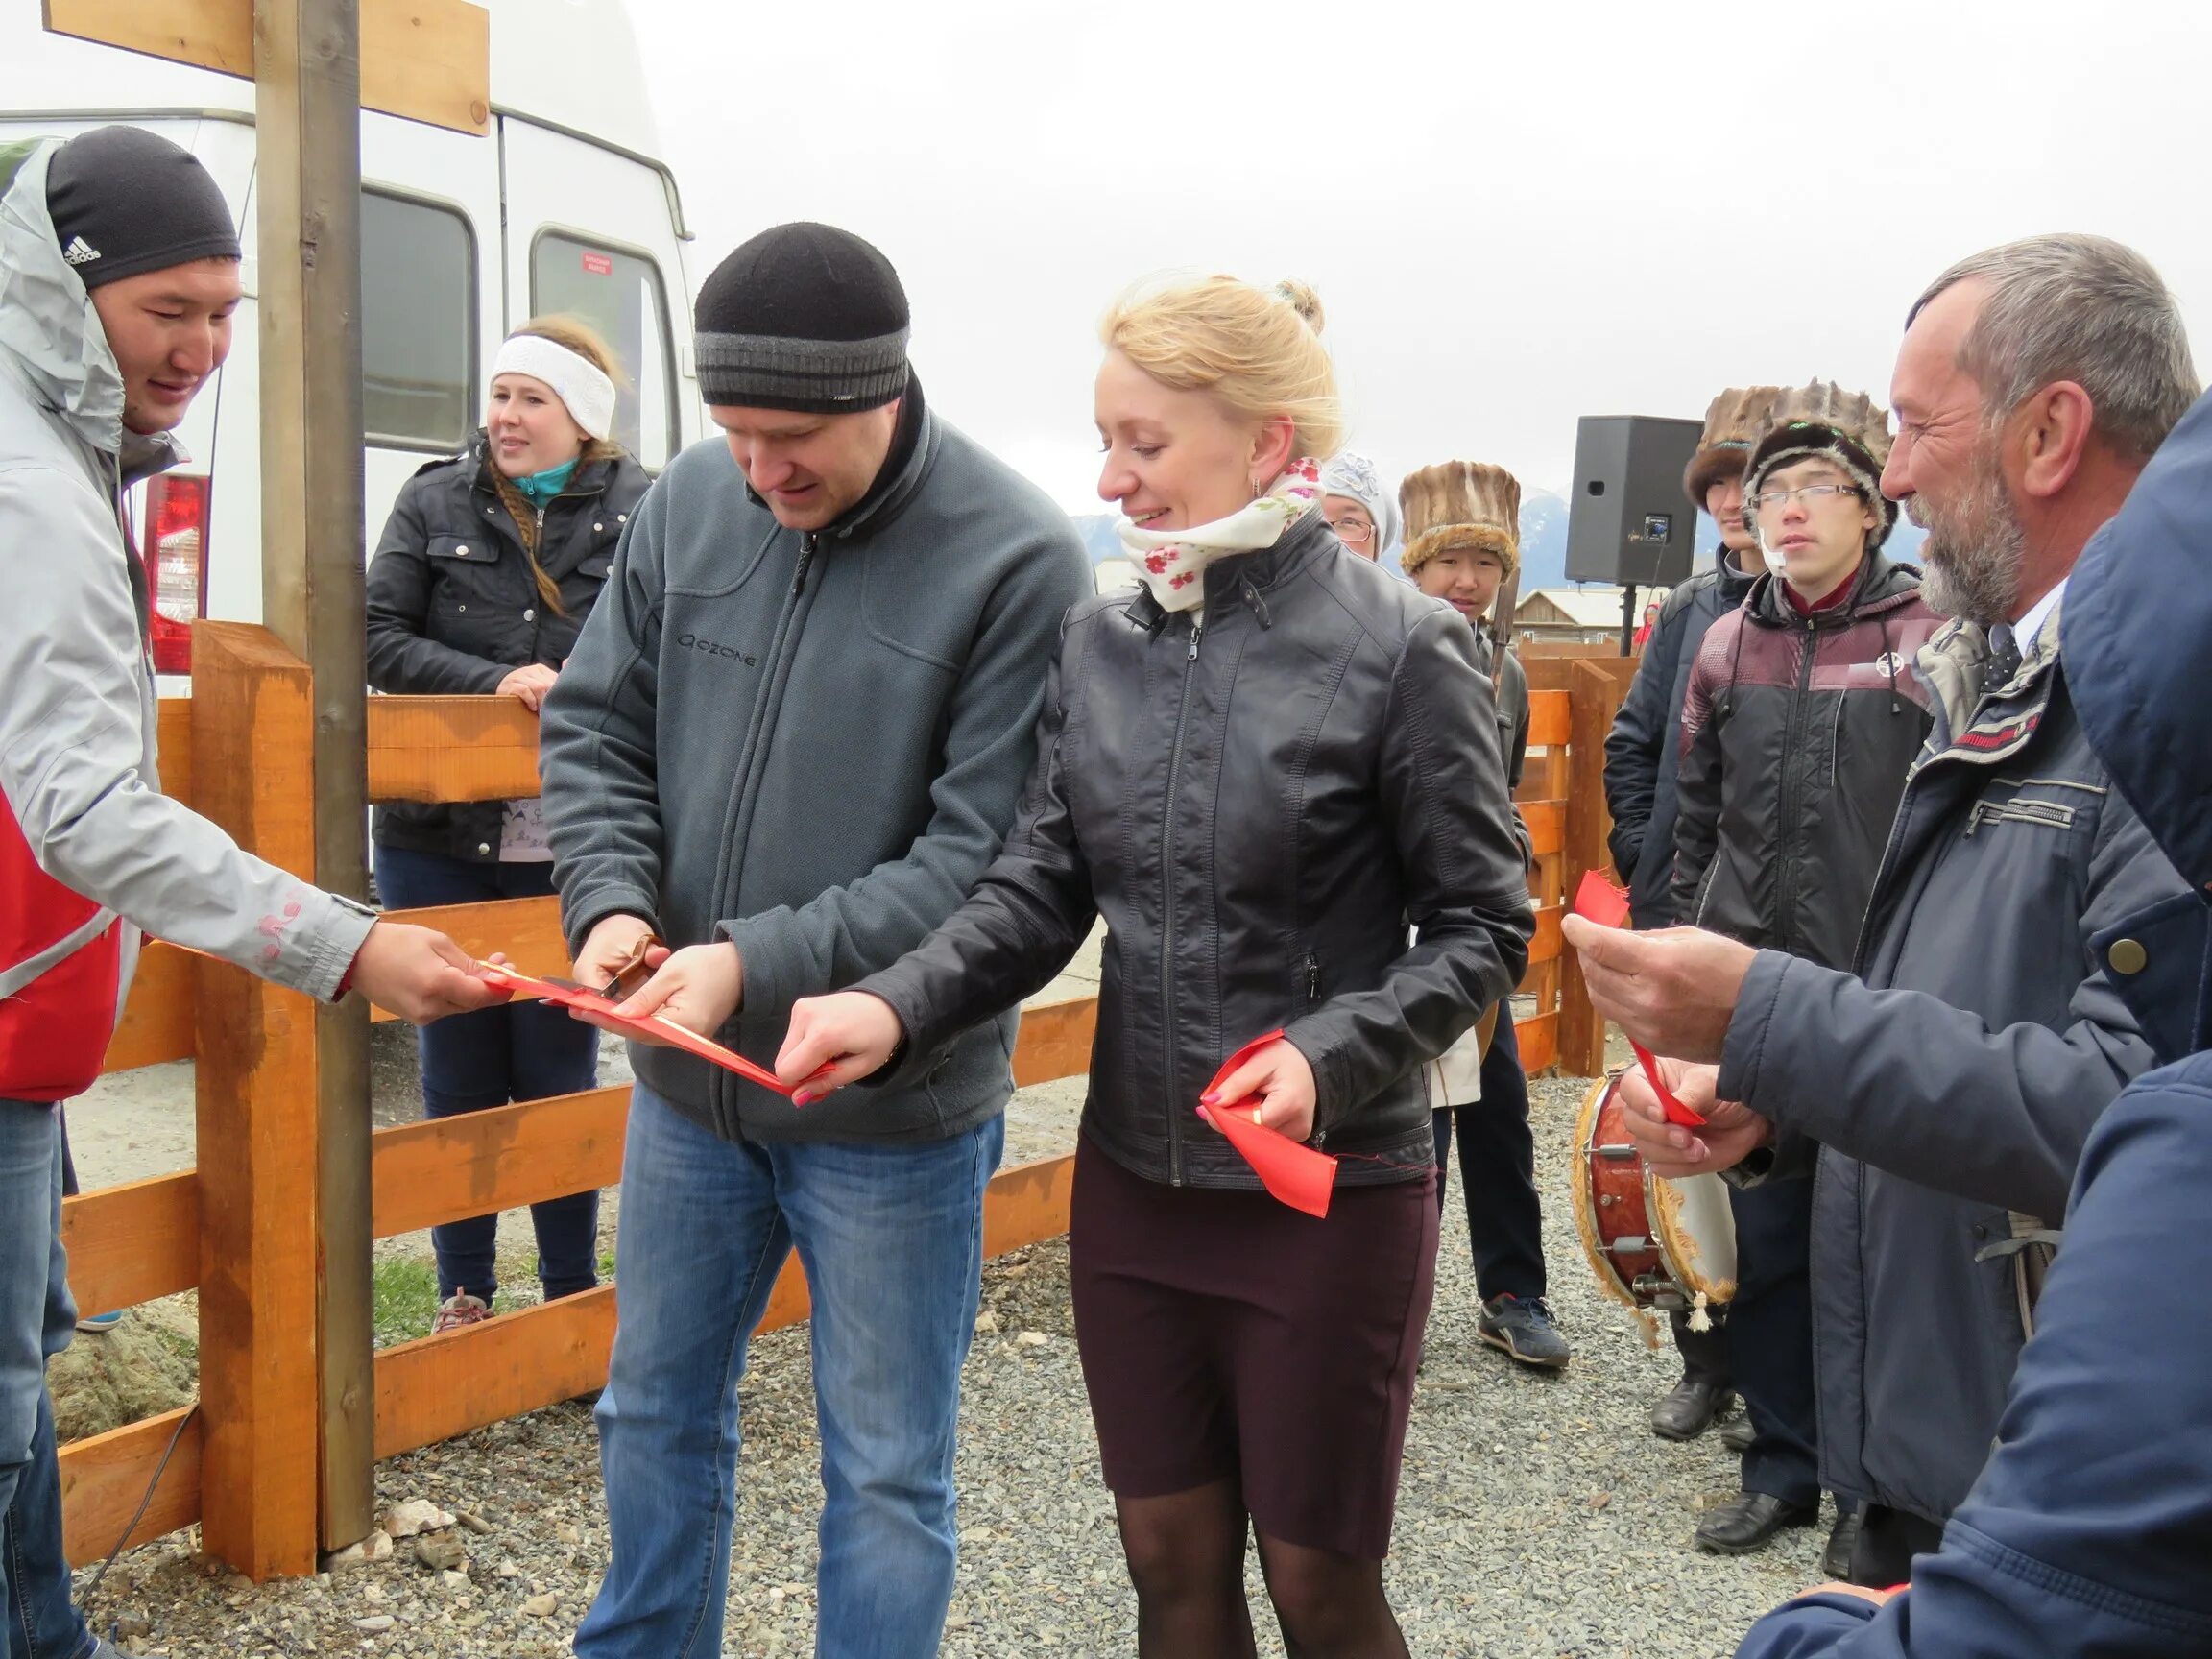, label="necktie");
[1983,632,2023,697]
